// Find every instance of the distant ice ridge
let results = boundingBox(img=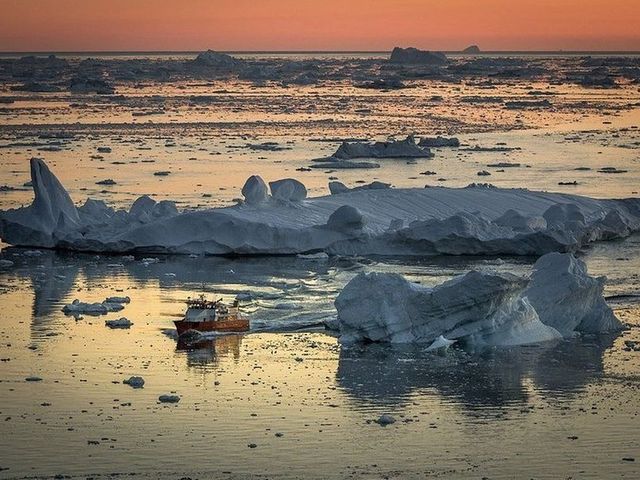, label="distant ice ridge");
[1,158,640,256]
[335,253,622,347]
